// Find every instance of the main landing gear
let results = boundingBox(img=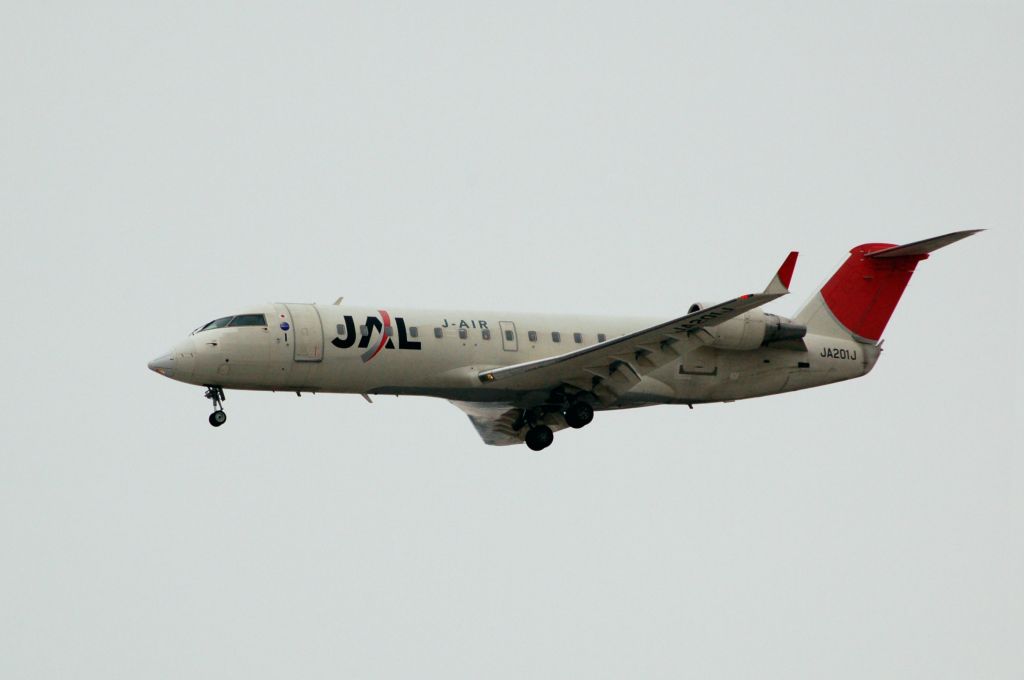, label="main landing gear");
[525,425,554,451]
[522,398,596,451]
[564,401,594,429]
[205,386,227,427]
